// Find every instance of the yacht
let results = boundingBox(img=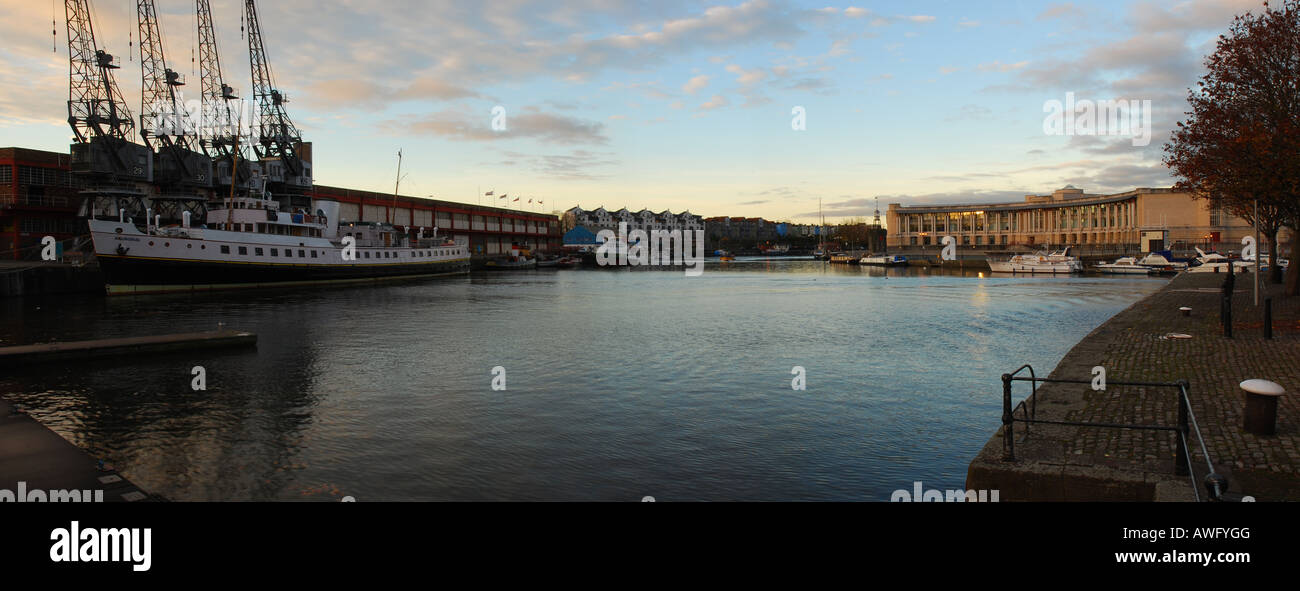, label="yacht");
[987,247,1083,274]
[1135,252,1188,274]
[1187,248,1253,273]
[1094,256,1152,275]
